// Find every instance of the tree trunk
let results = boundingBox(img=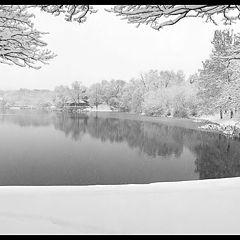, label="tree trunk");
[220,108,223,119]
[230,109,233,119]
[227,142,230,153]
